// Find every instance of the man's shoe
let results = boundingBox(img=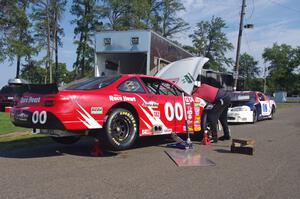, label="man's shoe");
[210,138,218,143]
[218,135,231,141]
